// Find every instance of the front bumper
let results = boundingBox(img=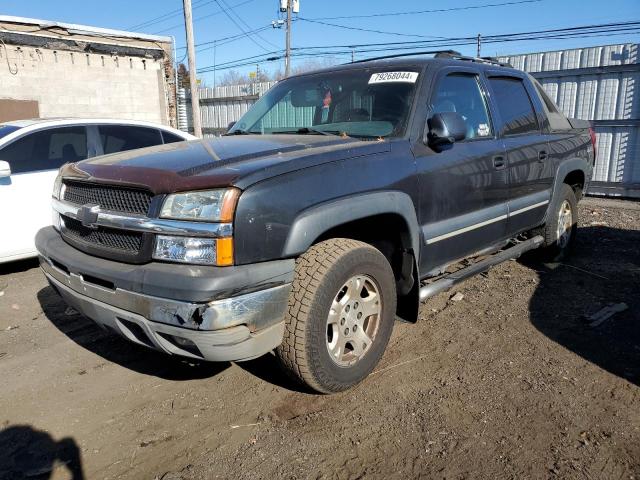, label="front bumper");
[36,227,293,362]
